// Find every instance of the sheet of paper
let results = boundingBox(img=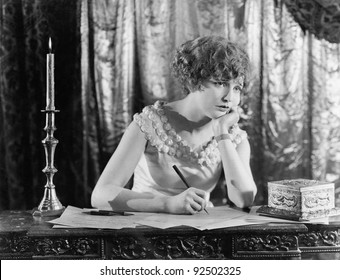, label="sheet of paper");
[49,206,152,229]
[50,205,320,231]
[204,219,269,230]
[50,205,255,230]
[136,206,249,230]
